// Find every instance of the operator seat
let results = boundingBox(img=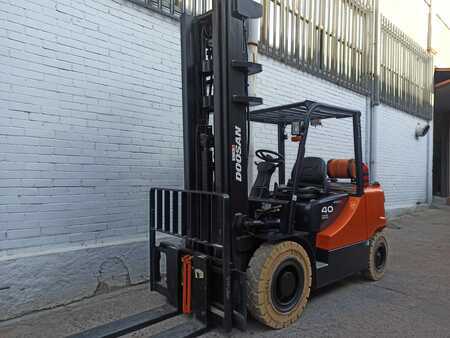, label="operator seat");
[288,157,329,194]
